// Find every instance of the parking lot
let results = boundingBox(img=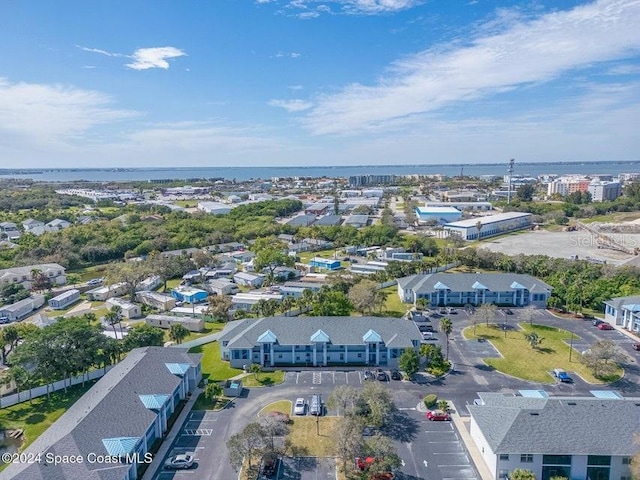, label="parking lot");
[285,369,404,386]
